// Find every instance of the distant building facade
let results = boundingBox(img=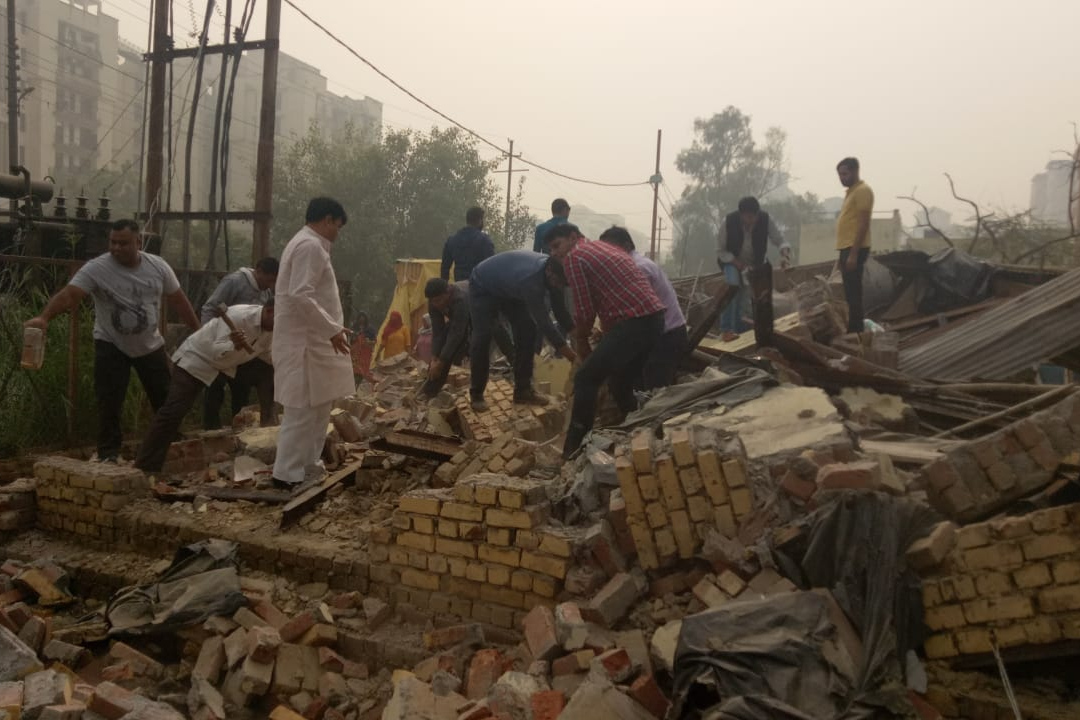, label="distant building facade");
[1030,159,1077,228]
